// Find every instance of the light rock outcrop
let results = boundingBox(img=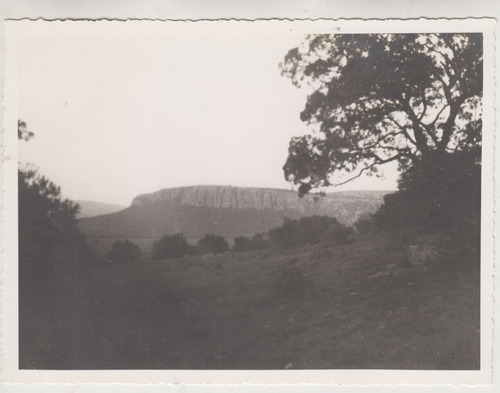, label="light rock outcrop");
[131,186,388,226]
